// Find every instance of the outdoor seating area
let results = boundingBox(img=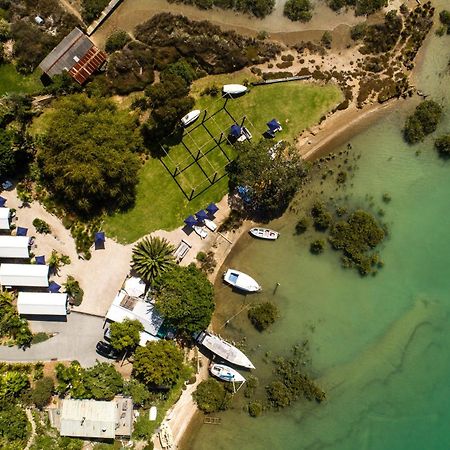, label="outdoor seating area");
[183,203,219,240]
[265,118,282,138]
